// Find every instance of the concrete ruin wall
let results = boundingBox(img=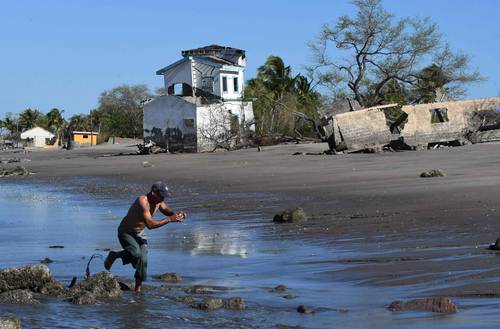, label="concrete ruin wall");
[143,95,197,152]
[323,97,500,152]
[400,98,500,147]
[333,108,392,152]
